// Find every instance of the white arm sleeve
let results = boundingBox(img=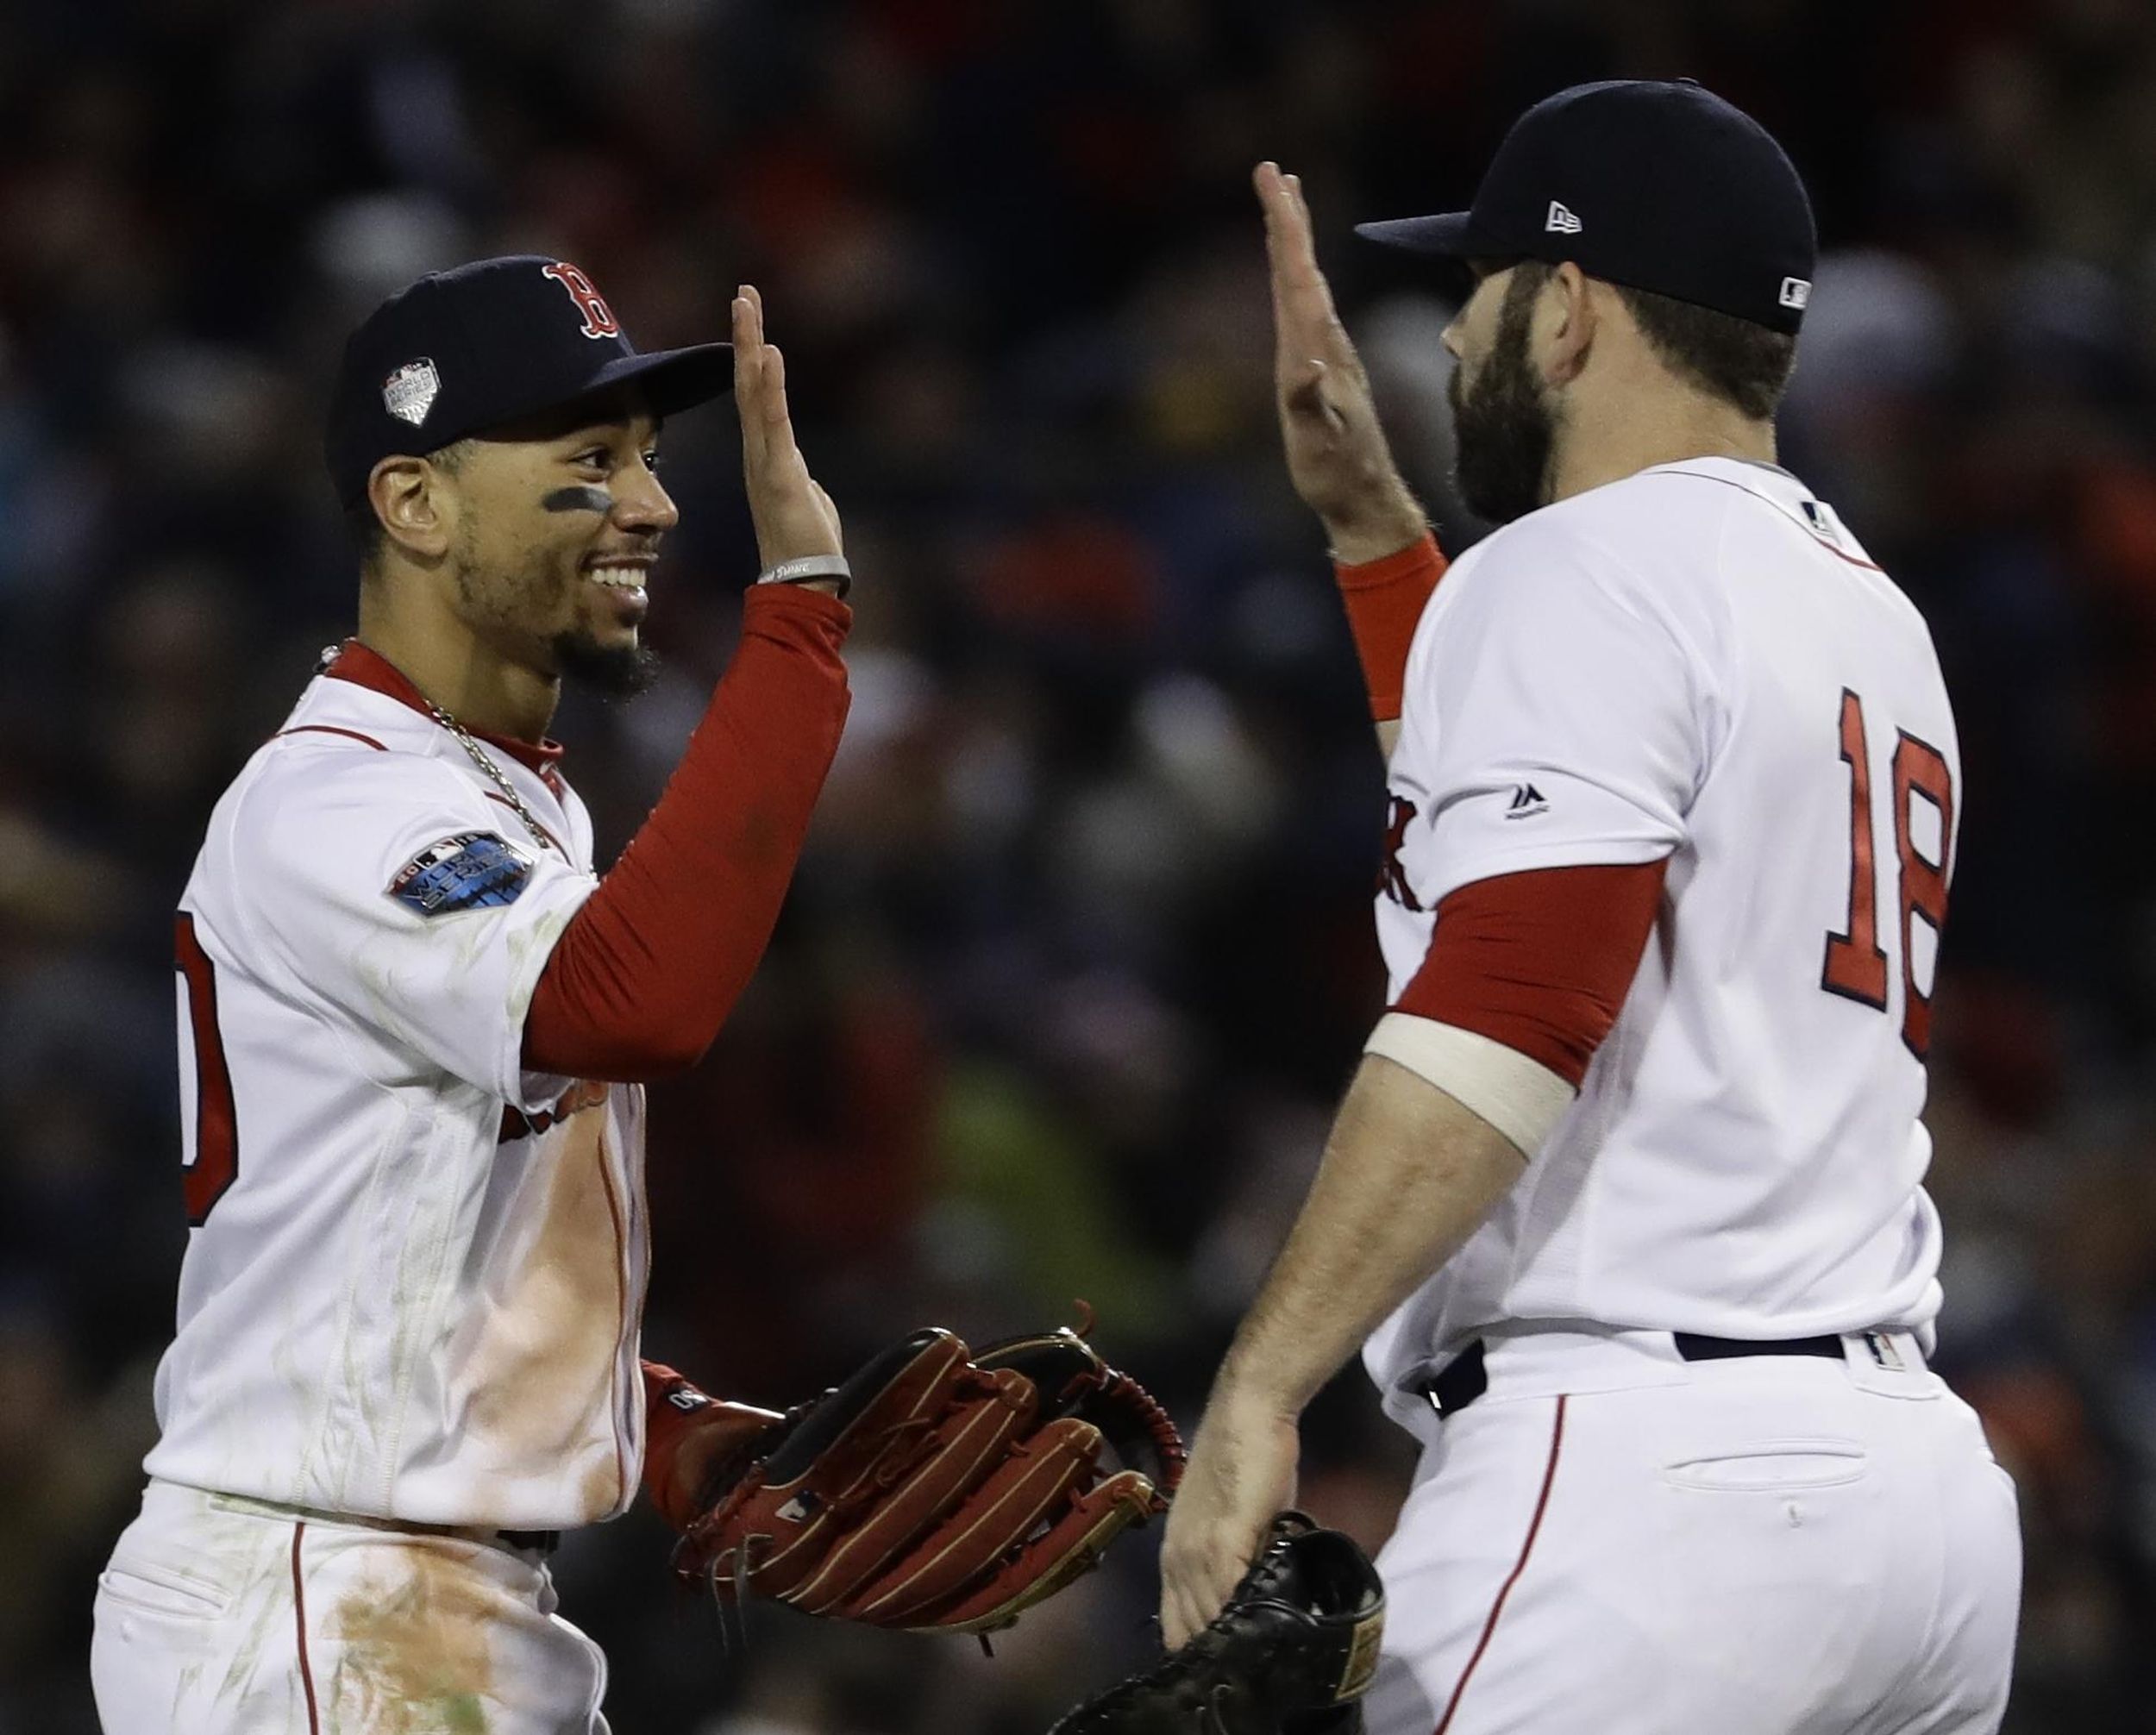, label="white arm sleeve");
[1365,1012,1576,1157]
